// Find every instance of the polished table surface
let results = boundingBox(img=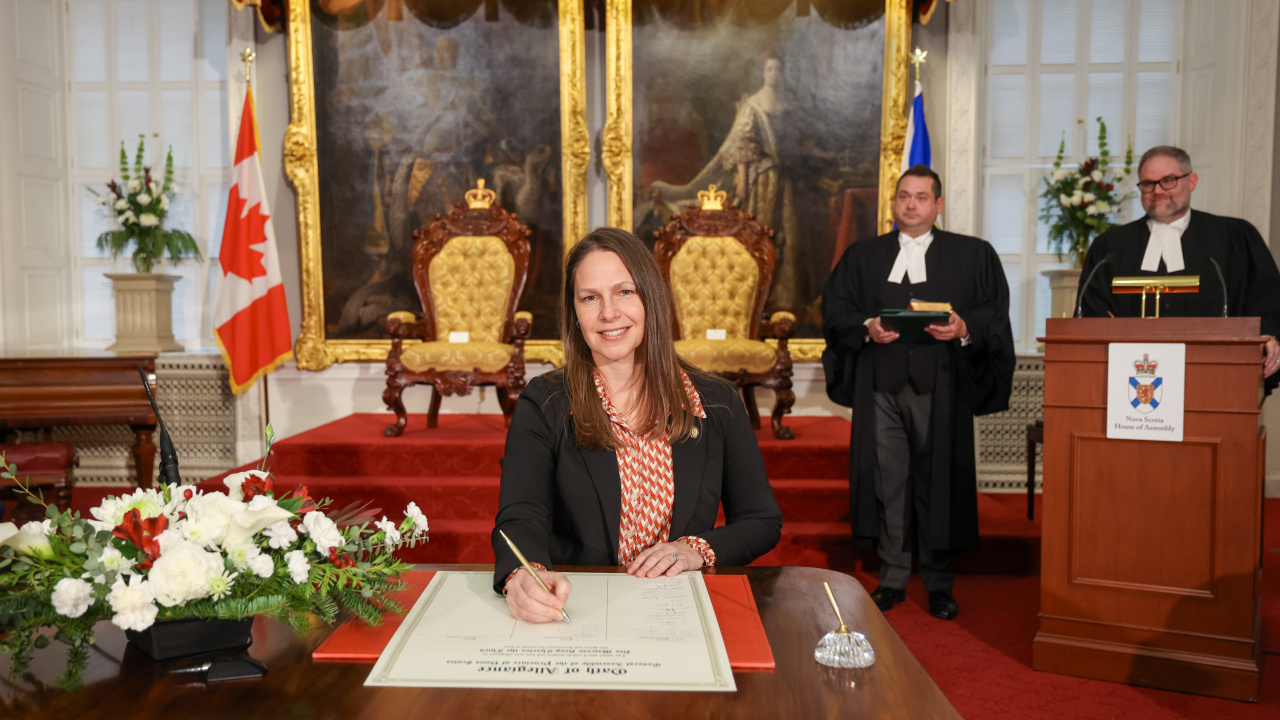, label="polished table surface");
[0,566,960,720]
